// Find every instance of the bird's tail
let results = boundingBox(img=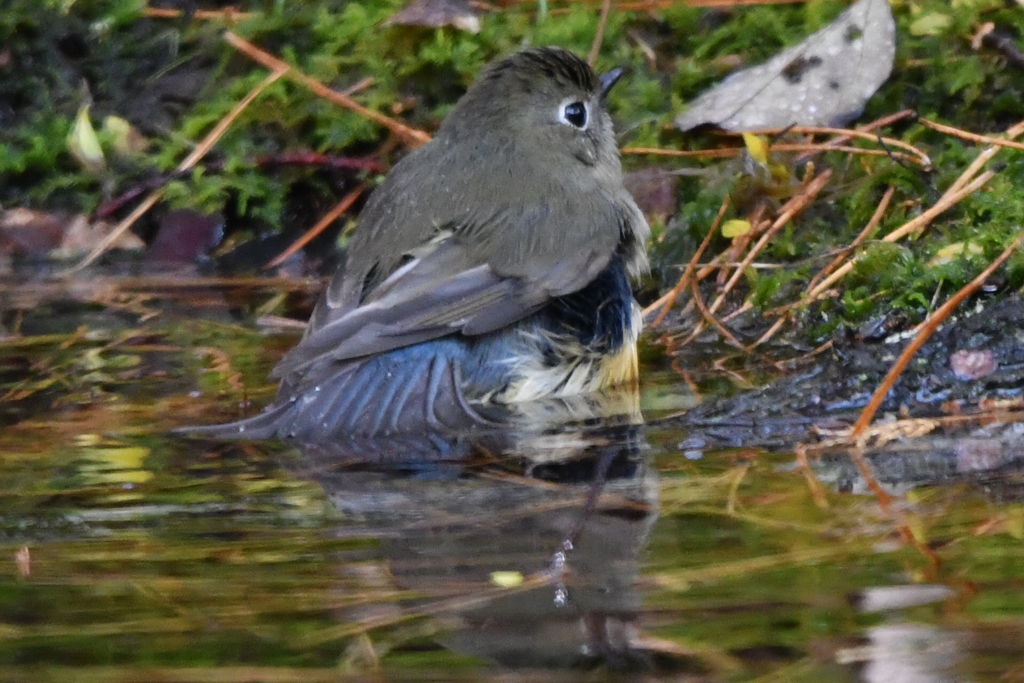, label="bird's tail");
[170,401,294,441]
